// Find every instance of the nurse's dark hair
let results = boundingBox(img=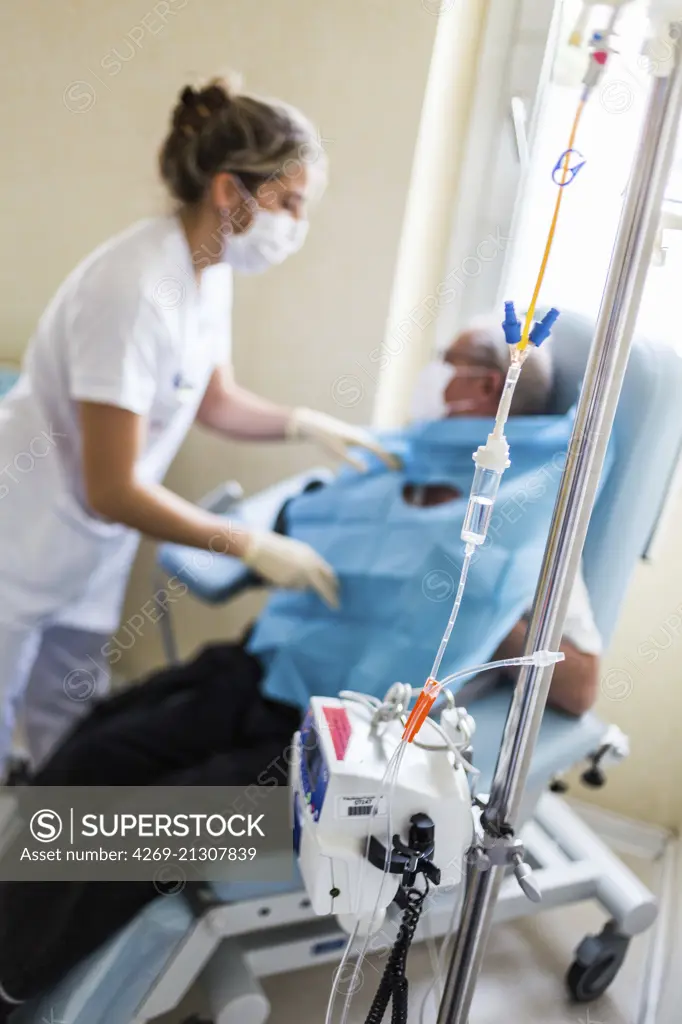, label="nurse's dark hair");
[159,74,325,204]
